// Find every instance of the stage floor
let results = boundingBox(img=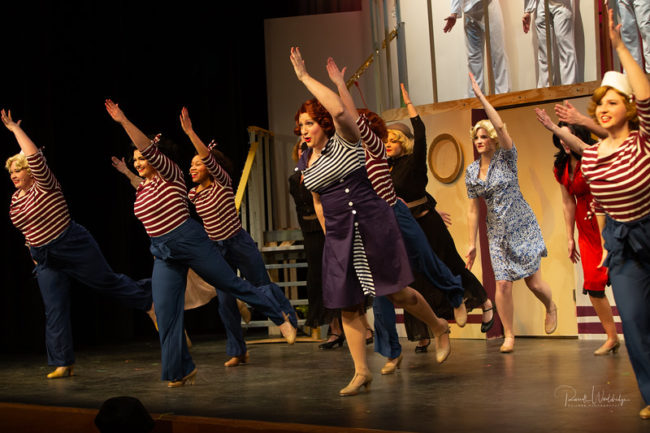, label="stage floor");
[0,335,646,433]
